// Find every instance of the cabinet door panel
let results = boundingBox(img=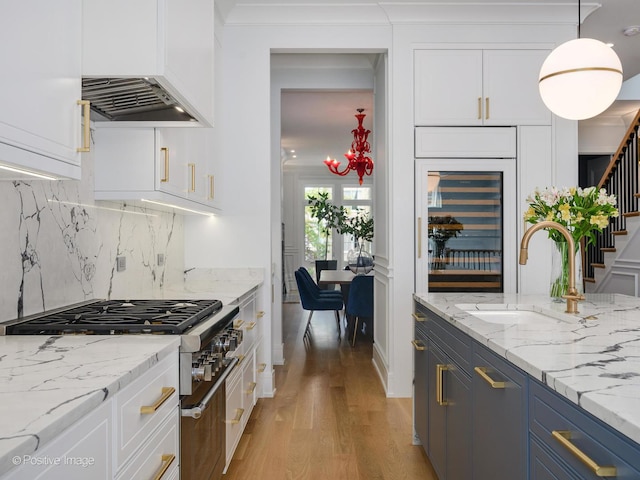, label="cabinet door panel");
[445,364,472,480]
[155,129,188,197]
[530,437,582,480]
[483,50,551,125]
[415,50,483,126]
[427,343,447,479]
[413,325,429,450]
[473,344,527,480]
[0,0,81,177]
